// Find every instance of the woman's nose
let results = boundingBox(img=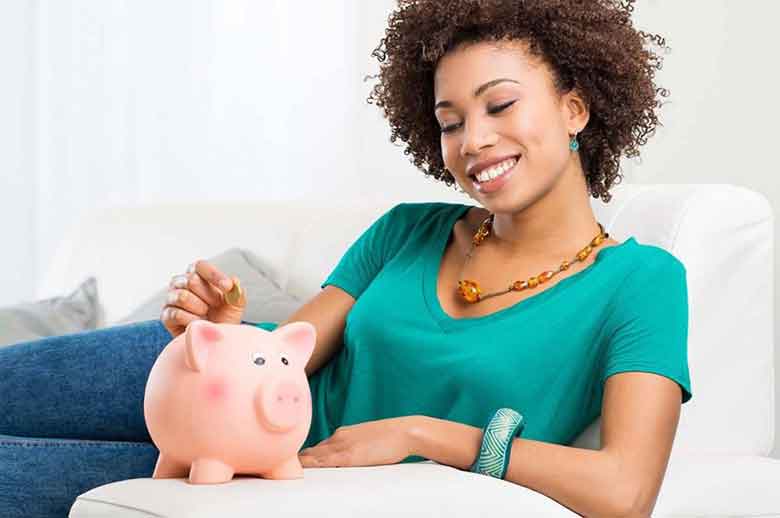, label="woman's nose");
[460,121,498,157]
